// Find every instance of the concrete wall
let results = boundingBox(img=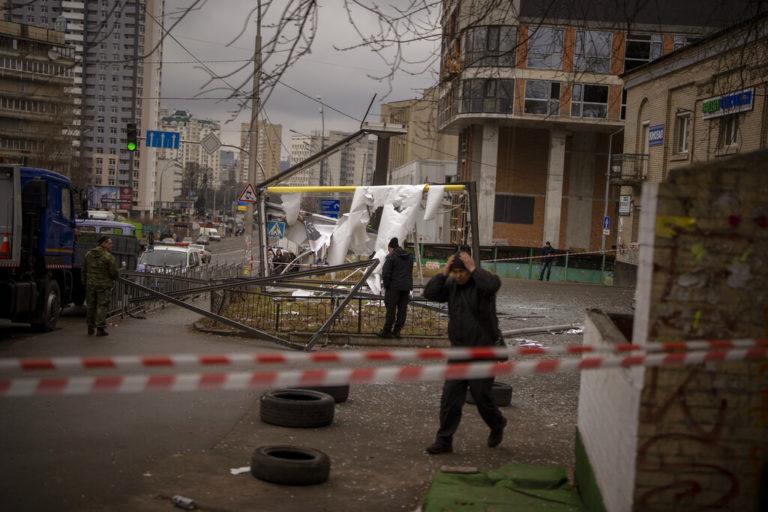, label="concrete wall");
[578,309,643,512]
